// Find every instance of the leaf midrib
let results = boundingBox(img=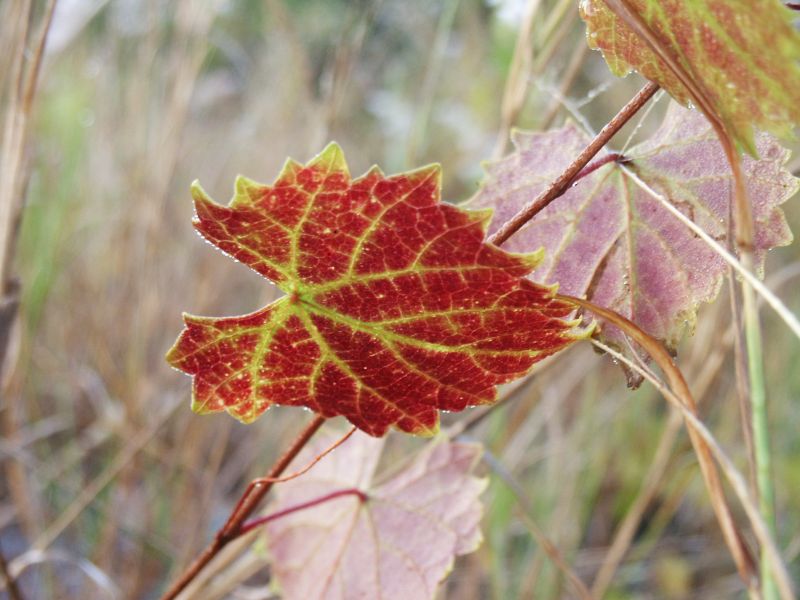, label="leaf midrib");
[299,296,549,358]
